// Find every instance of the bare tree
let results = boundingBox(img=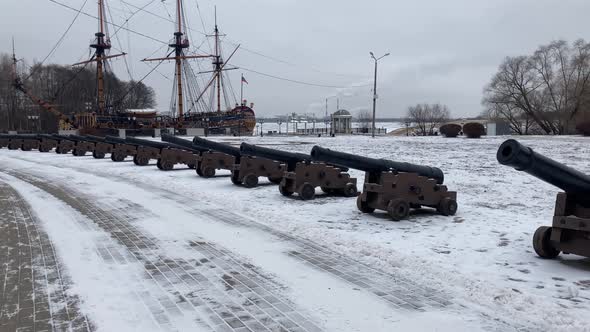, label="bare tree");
[406,103,450,136]
[483,39,590,134]
[356,109,372,133]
